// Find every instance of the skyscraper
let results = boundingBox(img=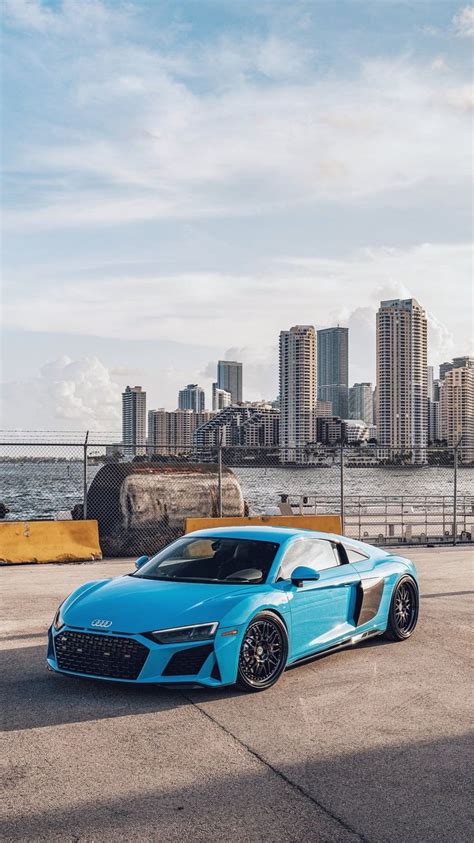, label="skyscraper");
[440,362,474,463]
[376,299,427,461]
[279,325,317,463]
[178,383,205,412]
[212,382,232,411]
[122,385,146,457]
[439,362,452,380]
[317,327,349,419]
[217,360,243,404]
[426,366,439,444]
[148,408,214,453]
[193,404,279,449]
[427,399,440,444]
[440,356,474,380]
[349,383,373,426]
